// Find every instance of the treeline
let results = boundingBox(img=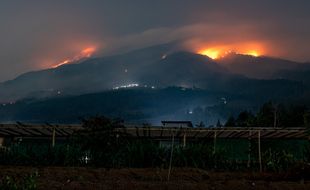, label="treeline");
[223,102,310,128]
[0,87,218,123]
